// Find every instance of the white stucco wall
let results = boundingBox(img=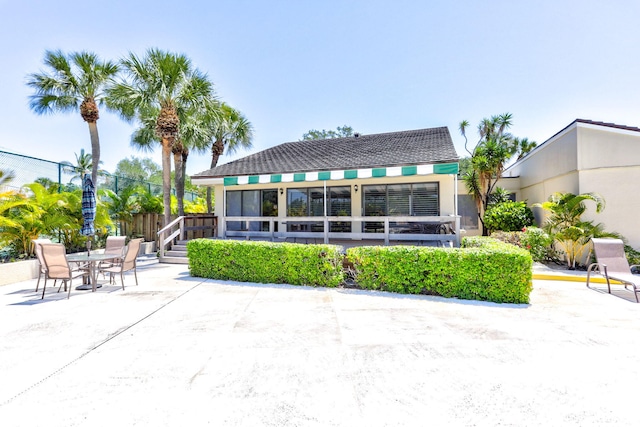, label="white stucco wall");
[503,122,640,249]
